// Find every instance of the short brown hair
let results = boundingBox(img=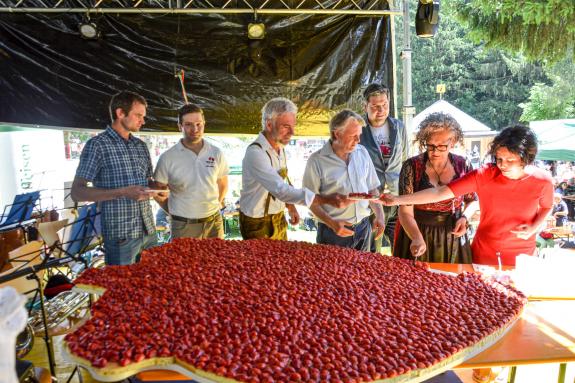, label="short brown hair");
[109,91,147,121]
[178,104,204,124]
[363,83,390,102]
